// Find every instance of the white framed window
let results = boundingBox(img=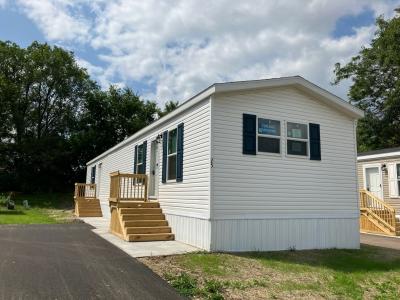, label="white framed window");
[136,144,145,174]
[257,118,281,154]
[167,128,177,180]
[286,122,308,157]
[388,162,400,198]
